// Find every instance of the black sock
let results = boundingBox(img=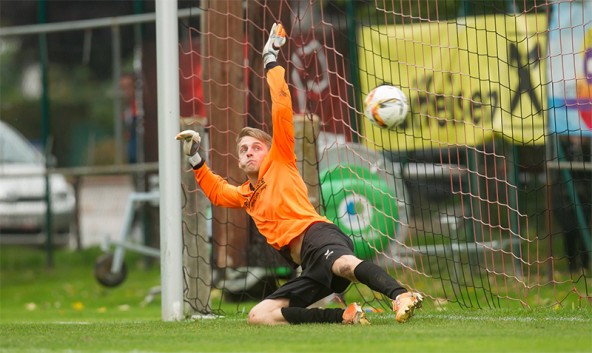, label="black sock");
[353,260,406,300]
[281,307,344,324]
